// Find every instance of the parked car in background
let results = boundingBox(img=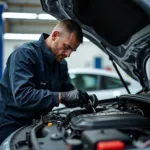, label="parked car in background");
[69,68,142,100]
